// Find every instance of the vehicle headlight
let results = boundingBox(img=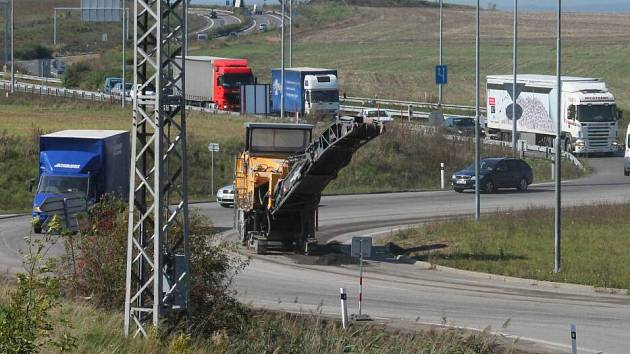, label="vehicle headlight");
[470,176,476,181]
[33,207,41,213]
[613,139,620,146]
[575,139,585,147]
